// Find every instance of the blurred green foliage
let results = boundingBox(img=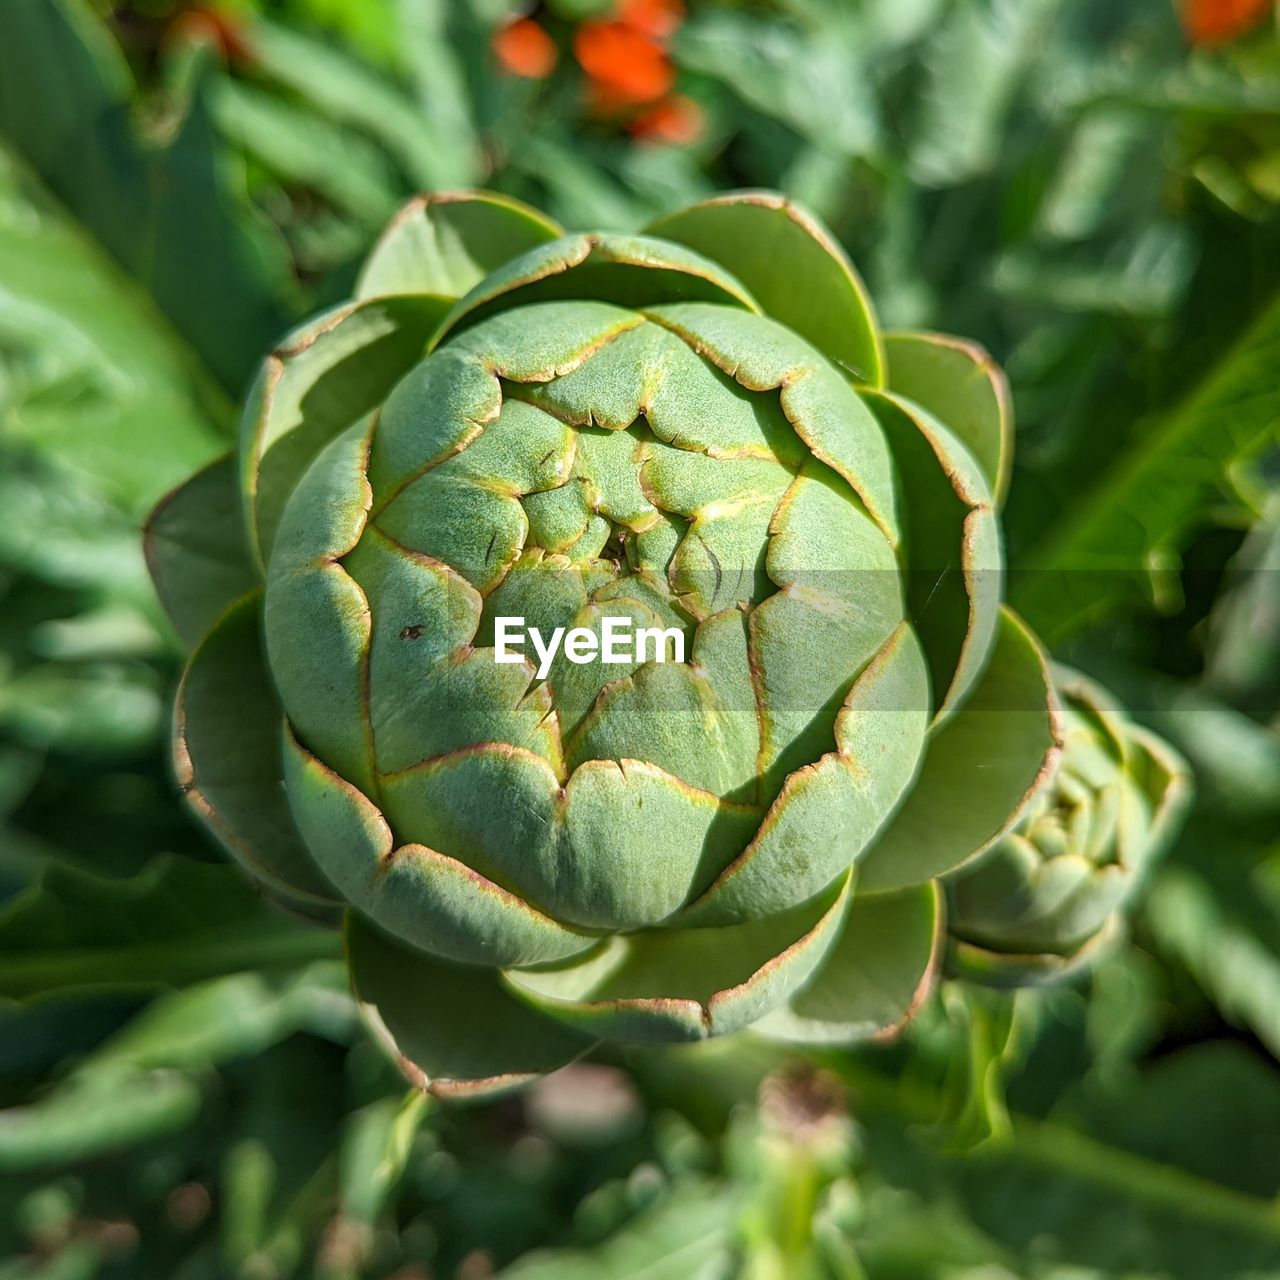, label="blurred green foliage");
[1,0,1279,1276]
